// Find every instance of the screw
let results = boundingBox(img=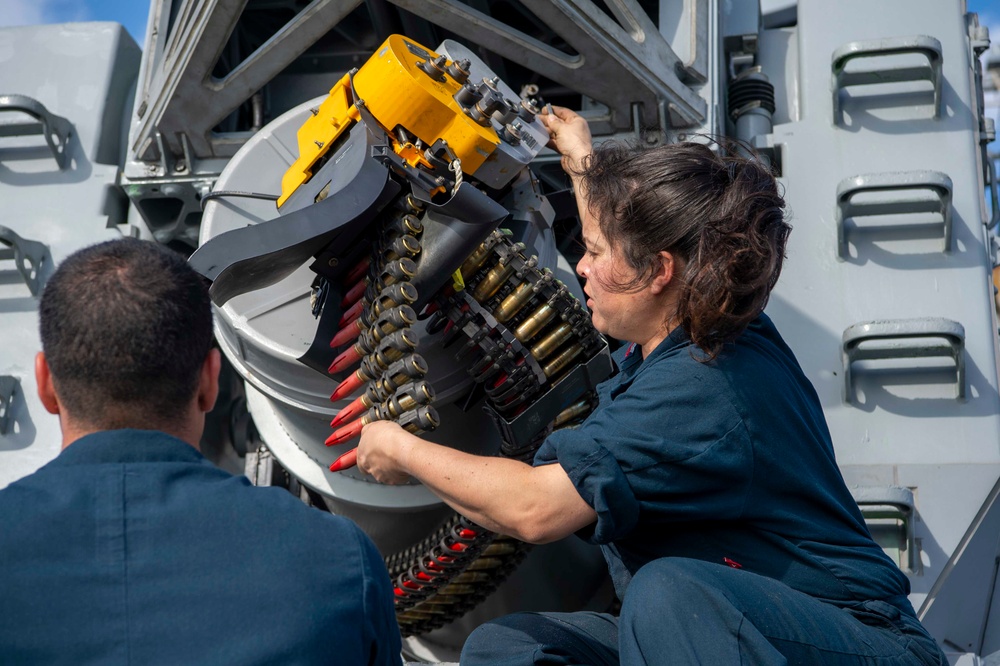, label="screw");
[328,258,339,268]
